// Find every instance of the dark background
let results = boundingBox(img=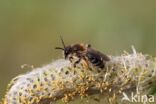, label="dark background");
[0,0,156,100]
